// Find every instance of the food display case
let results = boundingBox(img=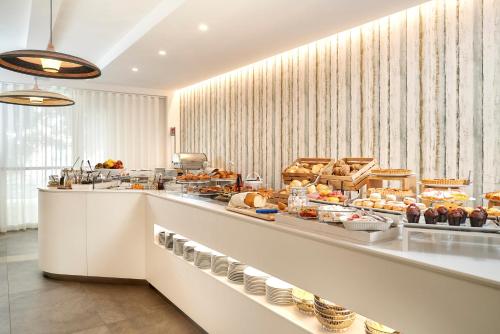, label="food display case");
[172,152,208,172]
